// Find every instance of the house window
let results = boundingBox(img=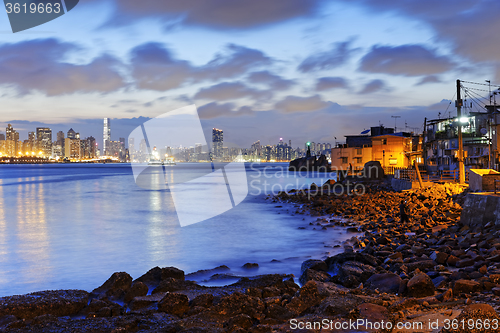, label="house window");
[382,139,387,145]
[341,157,348,164]
[356,148,362,155]
[355,157,362,164]
[389,158,398,165]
